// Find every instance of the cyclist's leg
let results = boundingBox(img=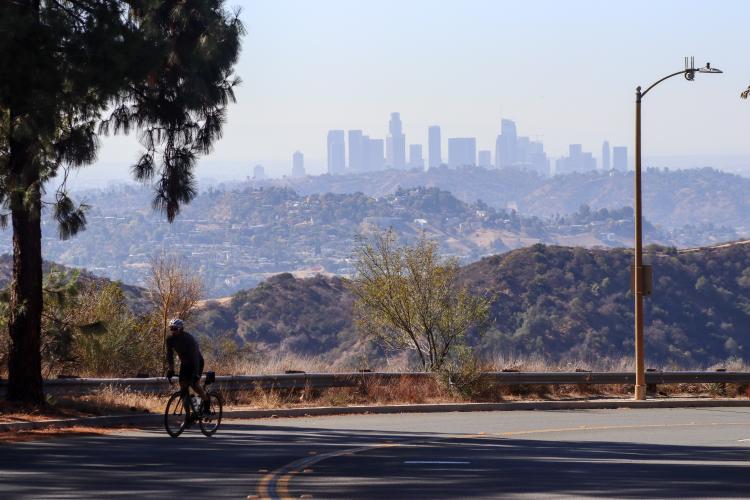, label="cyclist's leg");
[179,379,191,413]
[190,358,208,411]
[178,363,195,413]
